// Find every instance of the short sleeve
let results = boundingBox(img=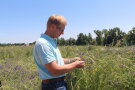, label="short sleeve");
[35,43,56,64]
